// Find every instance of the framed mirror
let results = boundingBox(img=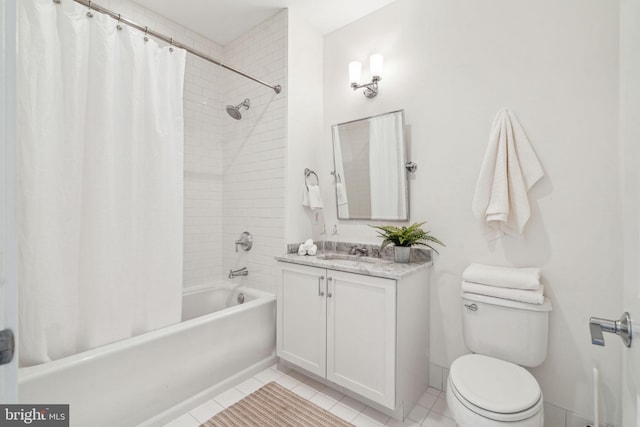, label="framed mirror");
[331,110,409,221]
